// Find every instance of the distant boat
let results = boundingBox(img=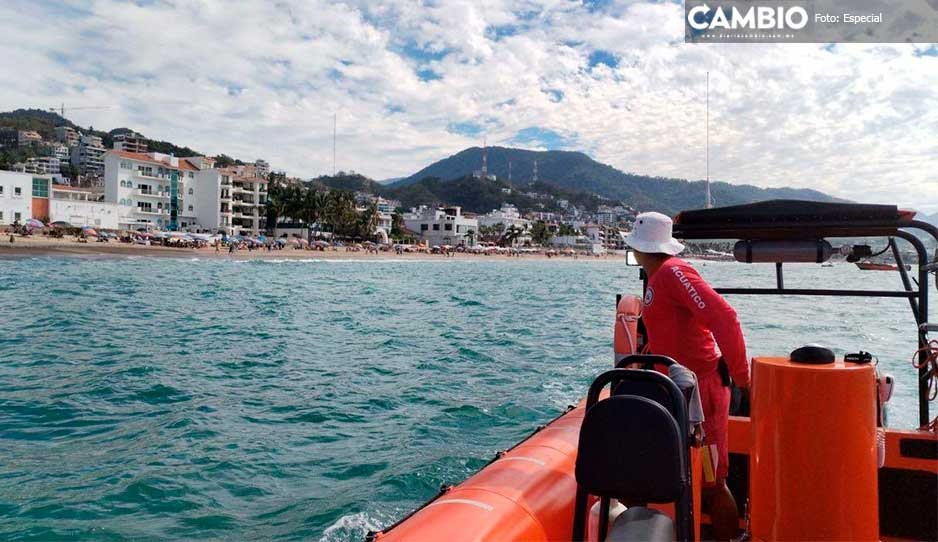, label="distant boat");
[856,261,911,271]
